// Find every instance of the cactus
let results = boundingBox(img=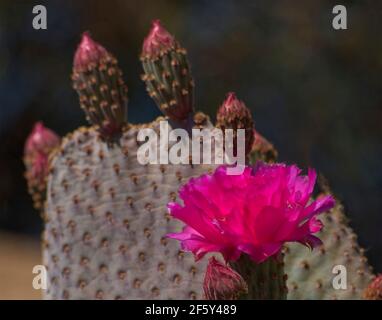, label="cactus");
[40,23,220,300]
[24,20,376,300]
[284,200,374,299]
